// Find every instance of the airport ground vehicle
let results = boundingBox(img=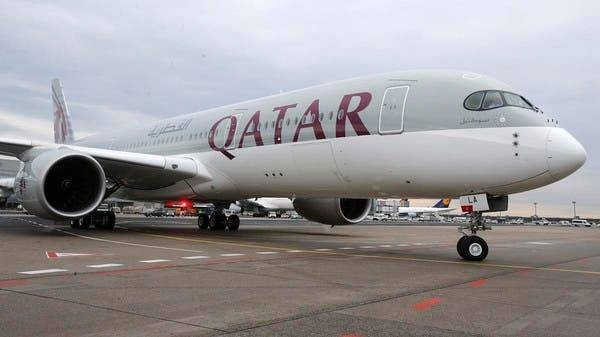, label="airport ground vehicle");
[4,70,586,261]
[144,209,175,217]
[534,218,550,226]
[558,220,572,227]
[372,213,388,221]
[571,218,591,227]
[508,218,524,225]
